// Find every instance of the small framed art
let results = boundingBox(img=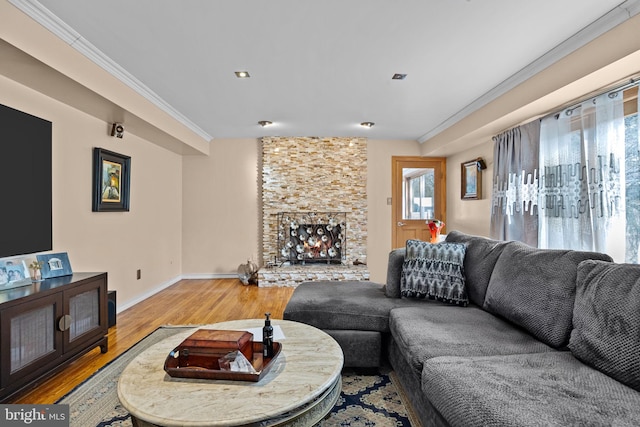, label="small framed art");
[93,147,131,212]
[461,159,482,200]
[37,252,73,279]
